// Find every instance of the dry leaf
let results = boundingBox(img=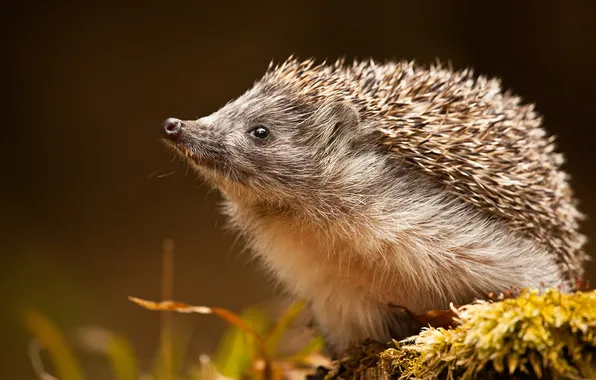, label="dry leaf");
[389,303,459,329]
